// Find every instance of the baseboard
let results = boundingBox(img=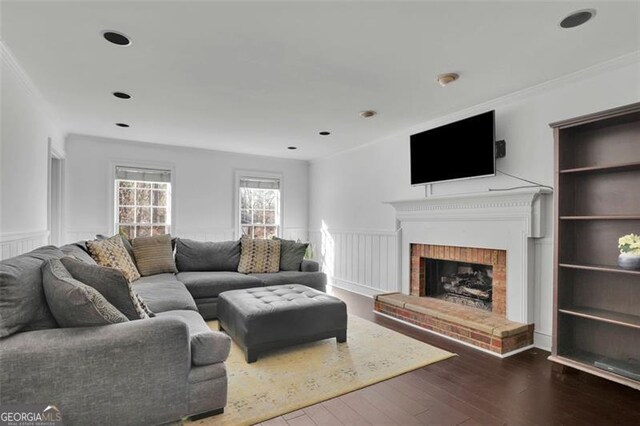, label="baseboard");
[330,277,382,298]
